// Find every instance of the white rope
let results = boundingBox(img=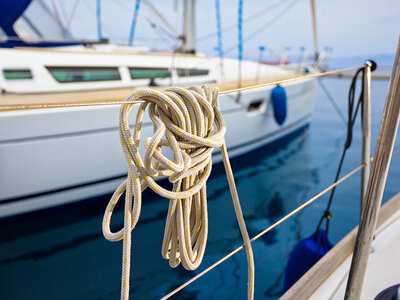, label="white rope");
[102,85,254,299]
